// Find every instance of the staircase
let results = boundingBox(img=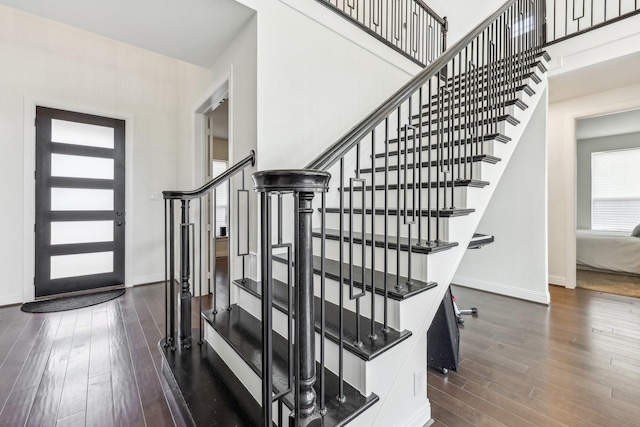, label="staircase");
[160,0,549,426]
